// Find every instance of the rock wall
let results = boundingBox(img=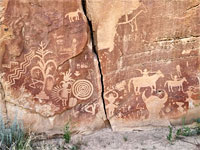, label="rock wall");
[87,0,200,130]
[0,0,199,134]
[0,0,106,135]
